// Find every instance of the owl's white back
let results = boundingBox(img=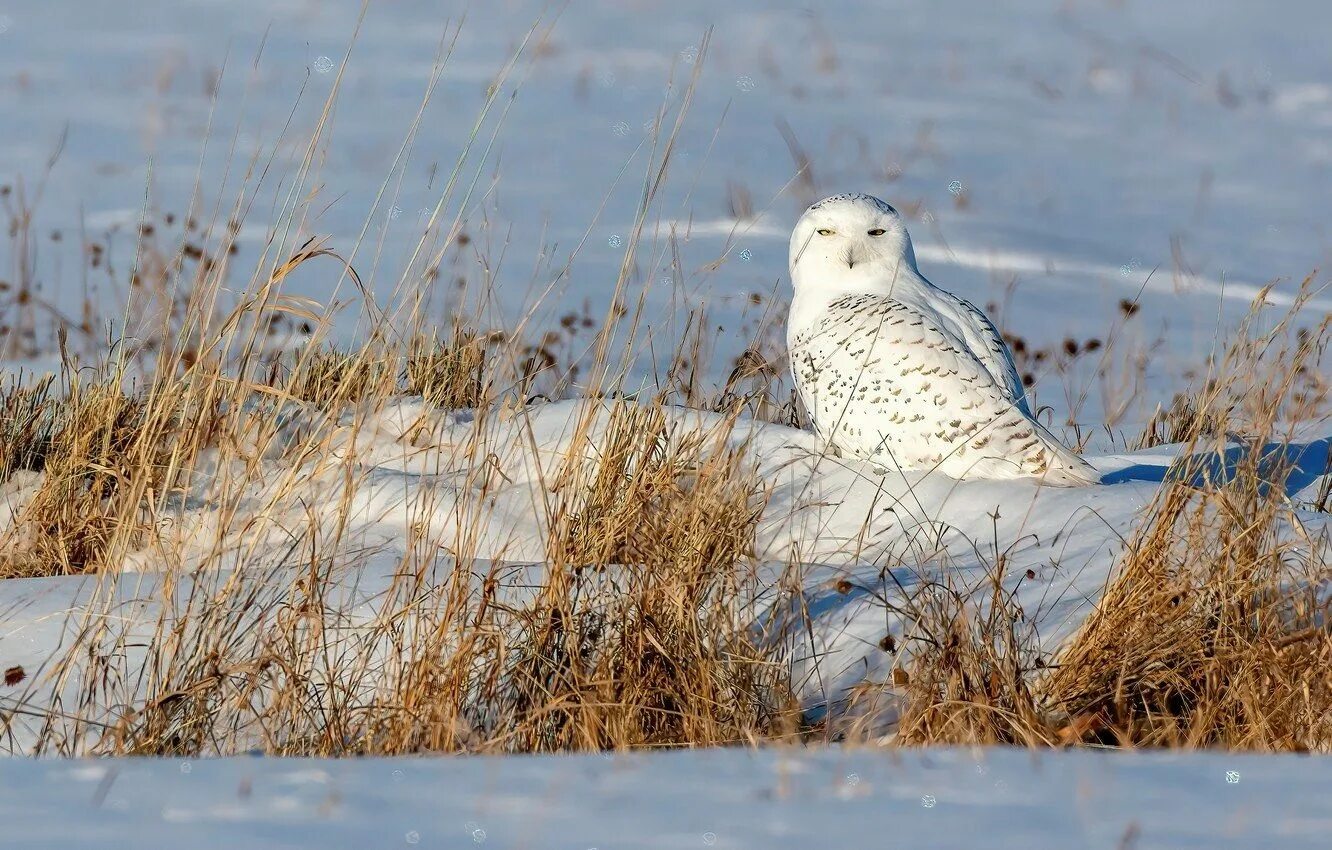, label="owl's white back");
[786,194,1097,485]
